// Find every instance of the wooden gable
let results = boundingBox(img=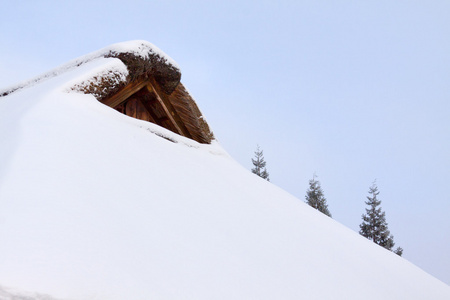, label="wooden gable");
[102,78,193,139]
[70,46,213,144]
[0,41,214,144]
[99,76,212,144]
